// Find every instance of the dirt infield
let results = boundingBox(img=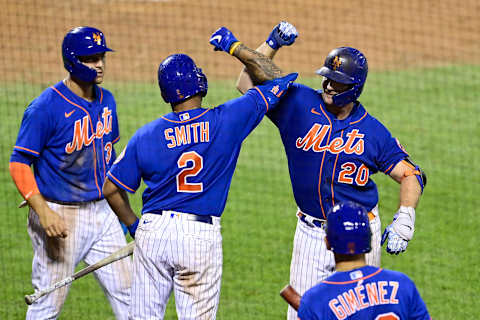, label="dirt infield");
[1,0,479,83]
